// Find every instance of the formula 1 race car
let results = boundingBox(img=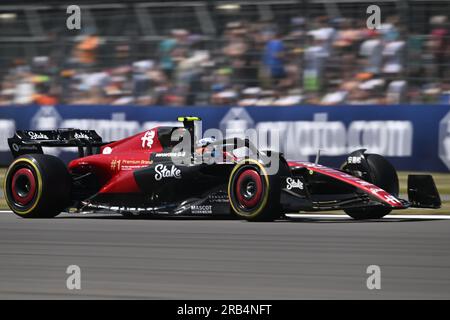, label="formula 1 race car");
[3,117,442,221]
